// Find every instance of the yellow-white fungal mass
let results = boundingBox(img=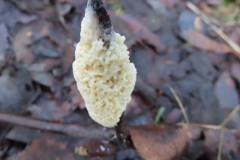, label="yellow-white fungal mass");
[72,5,136,127]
